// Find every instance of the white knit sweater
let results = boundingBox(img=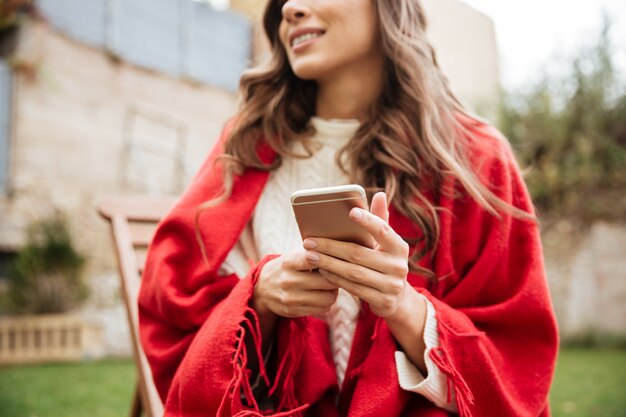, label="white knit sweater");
[222,117,457,412]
